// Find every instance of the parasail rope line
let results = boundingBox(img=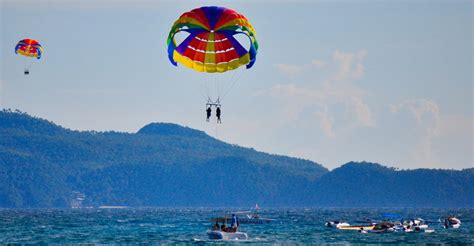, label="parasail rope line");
[219,67,238,99]
[204,77,211,99]
[221,68,246,101]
